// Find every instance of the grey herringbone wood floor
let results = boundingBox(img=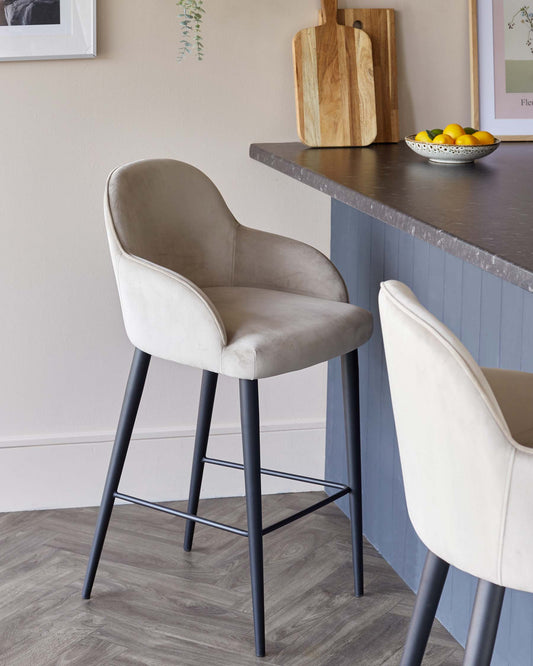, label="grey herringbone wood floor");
[0,492,463,665]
